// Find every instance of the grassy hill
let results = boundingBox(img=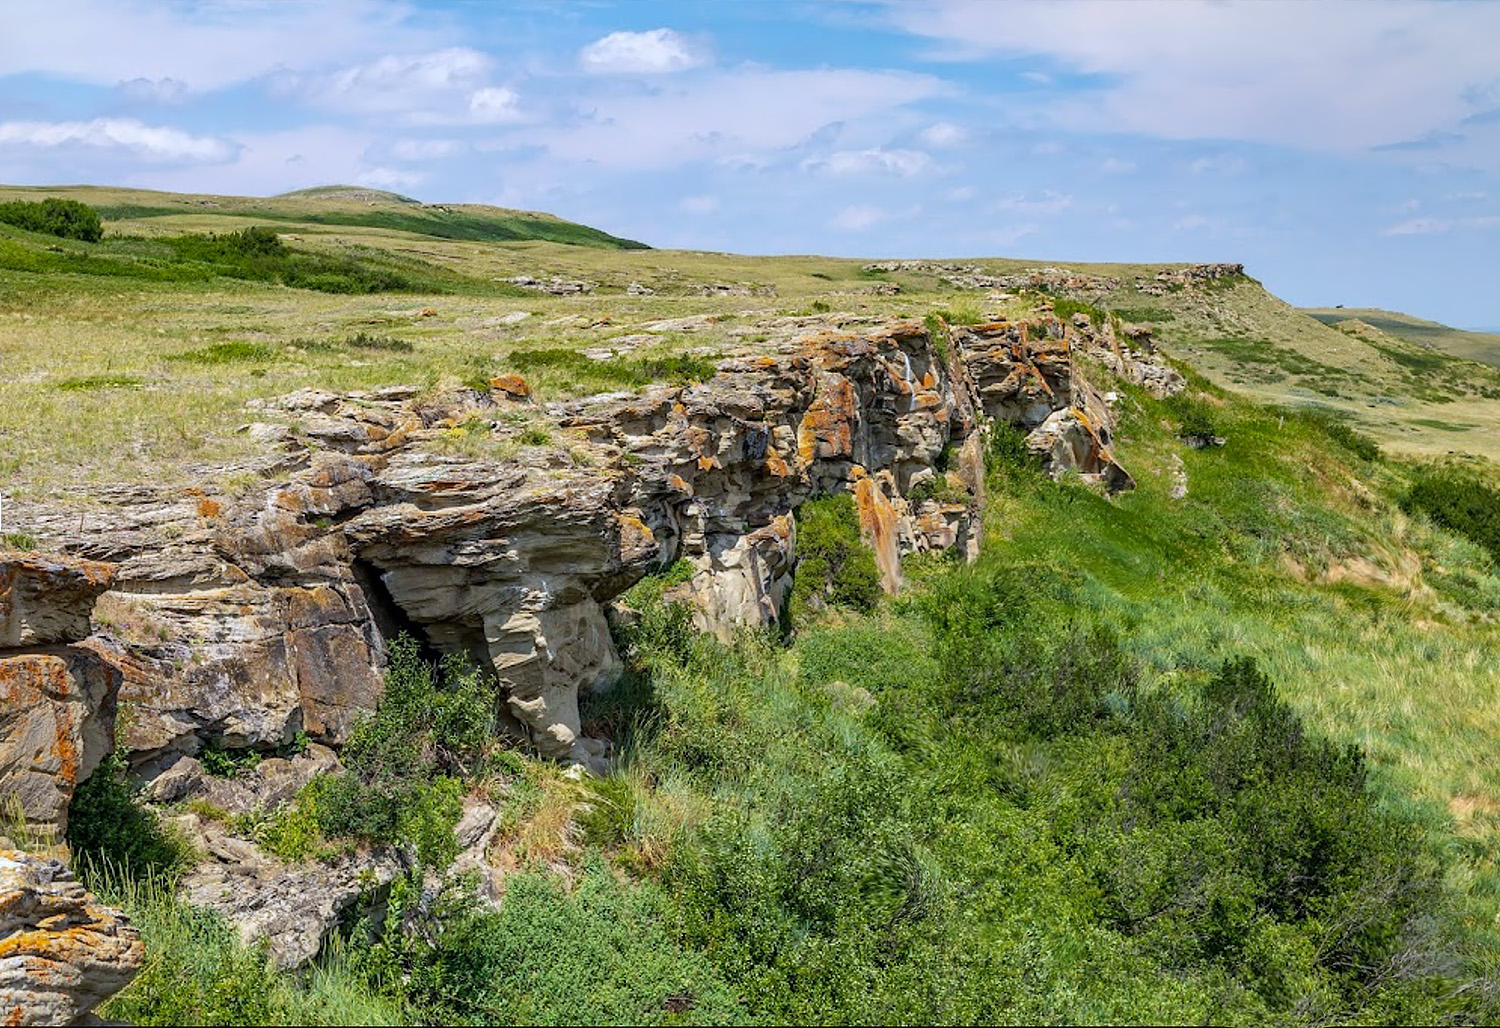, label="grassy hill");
[1303,306,1500,368]
[10,184,1500,1025]
[0,183,649,249]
